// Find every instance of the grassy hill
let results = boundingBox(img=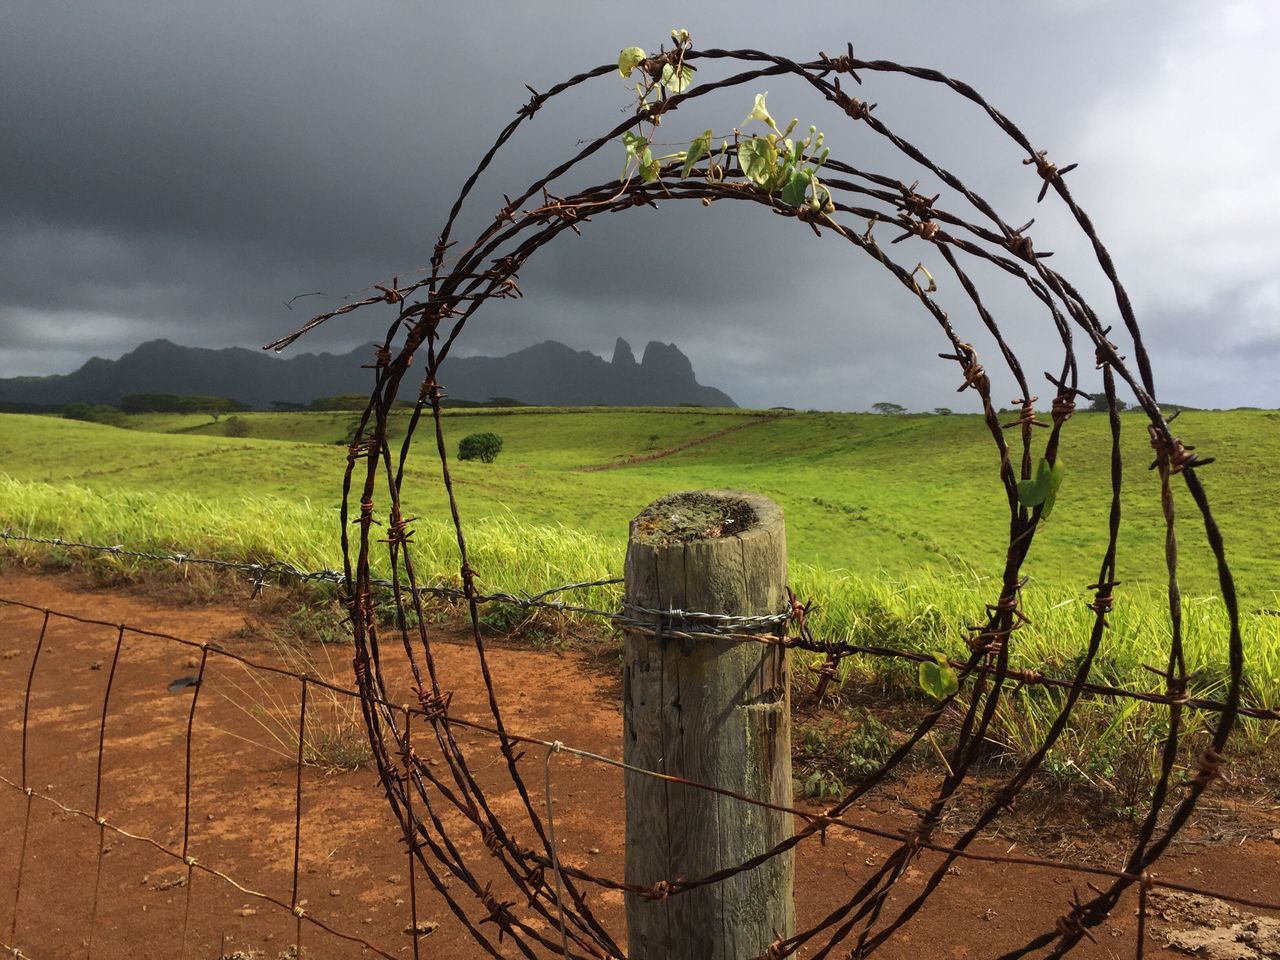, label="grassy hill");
[4,406,1278,783]
[4,407,1276,605]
